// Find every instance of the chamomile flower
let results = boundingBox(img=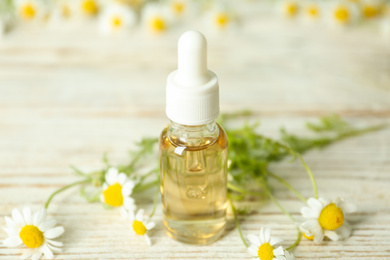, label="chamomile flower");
[247,227,292,260]
[304,1,322,20]
[128,209,155,245]
[99,3,136,34]
[3,208,64,260]
[78,0,100,17]
[142,3,170,34]
[327,0,360,26]
[360,0,383,18]
[100,167,136,211]
[279,0,299,18]
[300,197,356,244]
[165,0,198,21]
[15,0,46,21]
[206,3,237,31]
